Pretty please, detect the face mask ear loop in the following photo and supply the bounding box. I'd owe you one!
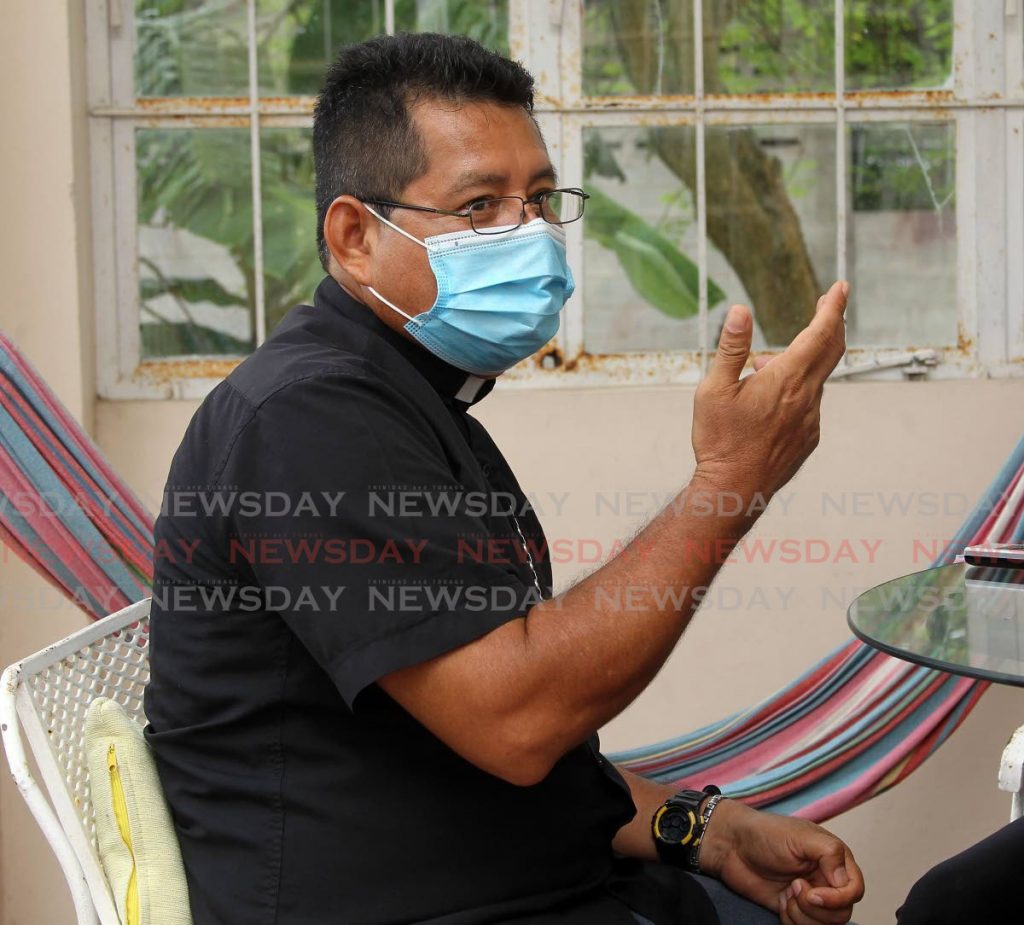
[363,203,429,250]
[363,203,431,326]
[366,285,421,325]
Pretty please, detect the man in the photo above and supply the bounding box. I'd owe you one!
[896,816,1024,923]
[144,32,863,925]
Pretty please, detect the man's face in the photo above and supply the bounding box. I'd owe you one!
[345,98,557,332]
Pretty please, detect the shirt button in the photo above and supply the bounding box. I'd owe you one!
[481,463,492,477]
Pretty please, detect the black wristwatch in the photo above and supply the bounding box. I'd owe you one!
[651,785,723,872]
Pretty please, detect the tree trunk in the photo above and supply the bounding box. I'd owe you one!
[607,0,821,344]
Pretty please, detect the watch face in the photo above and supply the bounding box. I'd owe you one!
[654,805,697,846]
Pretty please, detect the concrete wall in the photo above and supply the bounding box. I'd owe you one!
[3,5,1024,925]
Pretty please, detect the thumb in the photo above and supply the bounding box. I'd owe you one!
[708,304,752,386]
[818,845,850,889]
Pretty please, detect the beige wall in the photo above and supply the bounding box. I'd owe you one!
[0,3,95,923]
[3,4,1024,925]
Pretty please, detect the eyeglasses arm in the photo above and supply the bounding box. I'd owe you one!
[361,199,471,218]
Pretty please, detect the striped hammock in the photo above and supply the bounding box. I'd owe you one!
[2,331,1023,823]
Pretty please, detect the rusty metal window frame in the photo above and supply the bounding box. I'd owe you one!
[87,1,1024,399]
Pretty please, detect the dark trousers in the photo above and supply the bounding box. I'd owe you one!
[896,815,1024,924]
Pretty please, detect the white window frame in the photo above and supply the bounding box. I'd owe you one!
[88,0,1024,399]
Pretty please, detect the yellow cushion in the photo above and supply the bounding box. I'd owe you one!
[84,696,193,925]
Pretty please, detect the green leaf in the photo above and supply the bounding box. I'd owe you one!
[140,275,244,307]
[612,229,699,318]
[583,186,726,319]
[140,322,252,359]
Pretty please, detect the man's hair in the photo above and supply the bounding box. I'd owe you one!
[313,32,536,270]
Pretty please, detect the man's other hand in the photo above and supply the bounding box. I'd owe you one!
[691,280,849,505]
[699,799,865,924]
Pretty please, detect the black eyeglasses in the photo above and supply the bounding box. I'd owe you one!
[362,187,589,235]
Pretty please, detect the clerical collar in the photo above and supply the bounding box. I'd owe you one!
[313,275,496,407]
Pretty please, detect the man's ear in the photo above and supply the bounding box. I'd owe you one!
[323,195,375,285]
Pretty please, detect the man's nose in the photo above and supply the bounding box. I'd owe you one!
[523,199,545,222]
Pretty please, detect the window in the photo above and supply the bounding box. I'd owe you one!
[88,1,1024,398]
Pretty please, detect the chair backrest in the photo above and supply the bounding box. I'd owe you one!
[0,597,152,925]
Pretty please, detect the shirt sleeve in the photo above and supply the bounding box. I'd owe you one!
[217,371,540,711]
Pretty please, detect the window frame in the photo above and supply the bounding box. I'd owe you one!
[87,0,1024,399]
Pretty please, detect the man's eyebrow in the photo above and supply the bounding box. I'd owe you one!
[446,166,559,197]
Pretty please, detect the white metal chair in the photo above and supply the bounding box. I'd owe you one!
[1,598,152,925]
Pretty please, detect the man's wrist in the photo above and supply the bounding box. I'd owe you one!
[693,794,725,873]
[686,468,768,531]
[693,797,751,878]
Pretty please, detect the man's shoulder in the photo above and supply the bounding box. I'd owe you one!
[164,318,388,483]
[222,306,379,412]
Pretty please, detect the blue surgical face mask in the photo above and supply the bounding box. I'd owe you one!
[364,205,576,377]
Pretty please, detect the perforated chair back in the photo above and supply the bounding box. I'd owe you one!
[1,598,152,925]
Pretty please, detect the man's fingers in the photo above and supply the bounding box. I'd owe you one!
[820,848,864,903]
[781,280,849,382]
[707,304,753,387]
[846,854,865,901]
[818,849,849,890]
[815,848,847,889]
[780,881,829,925]
[784,879,852,925]
[804,845,864,910]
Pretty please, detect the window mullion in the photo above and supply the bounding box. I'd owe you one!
[693,0,708,377]
[1006,1,1024,363]
[108,1,150,390]
[89,2,118,396]
[247,0,267,347]
[560,114,584,366]
[957,0,1008,367]
[107,0,134,108]
[518,0,580,367]
[113,119,144,384]
[834,0,853,371]
[1008,107,1024,362]
[835,0,848,289]
[560,0,583,365]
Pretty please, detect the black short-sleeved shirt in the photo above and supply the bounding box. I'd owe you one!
[143,276,718,925]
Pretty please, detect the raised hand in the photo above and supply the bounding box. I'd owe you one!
[691,281,849,505]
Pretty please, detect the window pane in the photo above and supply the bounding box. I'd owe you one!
[259,0,509,96]
[135,0,249,98]
[137,128,255,357]
[582,126,702,354]
[261,128,322,333]
[583,0,694,97]
[708,1,834,95]
[706,124,837,349]
[847,122,957,347]
[258,1,388,96]
[394,0,509,53]
[846,1,954,91]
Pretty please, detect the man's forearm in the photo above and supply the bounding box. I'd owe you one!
[512,472,759,770]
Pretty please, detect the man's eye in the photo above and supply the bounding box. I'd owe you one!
[466,199,497,211]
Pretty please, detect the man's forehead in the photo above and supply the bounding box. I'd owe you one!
[408,98,552,185]
[445,166,558,197]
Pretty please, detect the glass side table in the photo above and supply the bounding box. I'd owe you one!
[848,562,1024,819]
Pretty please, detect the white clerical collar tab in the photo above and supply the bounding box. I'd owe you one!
[454,374,488,403]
